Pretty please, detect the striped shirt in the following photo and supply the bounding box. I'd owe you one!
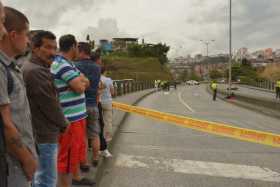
[51,55,87,122]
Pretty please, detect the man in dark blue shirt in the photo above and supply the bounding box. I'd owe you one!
[75,42,101,171]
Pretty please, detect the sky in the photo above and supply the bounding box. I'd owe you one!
[4,0,280,57]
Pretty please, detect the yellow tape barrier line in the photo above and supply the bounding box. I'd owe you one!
[112,101,280,148]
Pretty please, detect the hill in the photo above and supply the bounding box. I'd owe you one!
[102,56,173,81]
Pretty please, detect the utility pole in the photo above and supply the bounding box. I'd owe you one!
[228,0,232,97]
[200,40,215,58]
[200,40,215,80]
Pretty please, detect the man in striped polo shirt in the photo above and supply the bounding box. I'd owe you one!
[51,34,93,187]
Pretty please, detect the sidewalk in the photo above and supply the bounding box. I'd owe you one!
[238,84,275,94]
[218,84,276,101]
[73,88,156,187]
[206,85,280,120]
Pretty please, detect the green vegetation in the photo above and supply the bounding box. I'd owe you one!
[201,56,229,64]
[209,70,224,80]
[127,43,170,65]
[178,70,189,81]
[260,64,280,81]
[189,72,202,81]
[224,61,259,84]
[102,55,172,81]
[179,70,202,82]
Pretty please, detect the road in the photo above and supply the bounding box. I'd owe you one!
[219,84,277,101]
[98,85,280,187]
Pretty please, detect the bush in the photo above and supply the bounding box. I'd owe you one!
[209,70,223,80]
[127,43,170,65]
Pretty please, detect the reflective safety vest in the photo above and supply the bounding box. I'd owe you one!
[276,81,280,88]
[211,83,217,90]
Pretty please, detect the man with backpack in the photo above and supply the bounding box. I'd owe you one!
[0,6,37,187]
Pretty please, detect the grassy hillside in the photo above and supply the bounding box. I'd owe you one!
[102,56,173,81]
[259,63,280,81]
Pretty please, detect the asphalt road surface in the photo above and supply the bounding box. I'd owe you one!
[219,84,277,101]
[98,85,280,187]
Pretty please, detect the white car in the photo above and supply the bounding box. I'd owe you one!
[186,80,199,85]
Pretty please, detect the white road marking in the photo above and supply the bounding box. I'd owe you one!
[115,154,280,183]
[178,92,195,113]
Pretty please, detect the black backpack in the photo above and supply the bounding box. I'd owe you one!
[0,60,14,187]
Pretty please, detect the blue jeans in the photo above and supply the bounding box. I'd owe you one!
[33,144,58,187]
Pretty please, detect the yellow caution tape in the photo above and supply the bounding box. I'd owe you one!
[112,101,280,148]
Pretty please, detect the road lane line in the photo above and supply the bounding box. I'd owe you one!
[115,154,280,183]
[178,92,195,113]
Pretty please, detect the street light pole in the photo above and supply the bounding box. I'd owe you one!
[206,42,209,58]
[200,40,215,58]
[228,0,232,97]
[200,40,215,80]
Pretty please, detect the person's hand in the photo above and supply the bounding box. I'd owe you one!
[22,151,38,181]
[60,126,67,133]
[80,73,90,88]
[60,118,70,133]
[80,73,86,79]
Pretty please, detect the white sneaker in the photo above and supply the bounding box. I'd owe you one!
[100,149,113,158]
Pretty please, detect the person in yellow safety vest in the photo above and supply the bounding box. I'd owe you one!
[211,81,218,101]
[276,80,280,100]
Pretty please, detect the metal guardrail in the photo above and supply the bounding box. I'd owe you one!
[113,80,155,97]
[247,80,276,91]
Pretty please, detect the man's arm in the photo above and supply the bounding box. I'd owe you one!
[25,70,68,131]
[0,105,37,181]
[108,79,115,97]
[57,64,89,94]
[80,73,90,88]
[110,85,115,97]
[68,74,89,93]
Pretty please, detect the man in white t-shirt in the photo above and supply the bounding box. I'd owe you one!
[100,67,114,144]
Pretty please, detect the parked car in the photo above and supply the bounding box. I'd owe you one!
[219,79,226,83]
[186,80,200,85]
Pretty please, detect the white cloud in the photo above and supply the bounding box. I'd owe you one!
[3,0,280,57]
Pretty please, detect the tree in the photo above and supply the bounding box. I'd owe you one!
[179,69,190,81]
[241,58,251,66]
[127,43,170,65]
[224,62,258,83]
[189,71,202,81]
[209,70,223,80]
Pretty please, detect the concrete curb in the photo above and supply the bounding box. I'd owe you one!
[206,86,280,120]
[95,89,157,186]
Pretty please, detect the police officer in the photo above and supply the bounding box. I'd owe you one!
[276,79,280,100]
[211,81,218,101]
